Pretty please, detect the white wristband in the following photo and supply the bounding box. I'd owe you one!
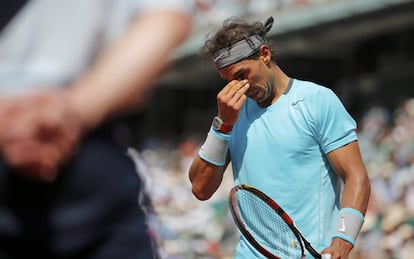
[198,127,230,166]
[332,208,364,247]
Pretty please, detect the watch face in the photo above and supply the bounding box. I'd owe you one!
[213,116,222,130]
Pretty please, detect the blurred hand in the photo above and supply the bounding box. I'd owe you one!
[0,91,84,182]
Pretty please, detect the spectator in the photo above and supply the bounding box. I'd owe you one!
[0,0,193,258]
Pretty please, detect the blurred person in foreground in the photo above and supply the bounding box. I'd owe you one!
[188,17,370,259]
[0,0,193,258]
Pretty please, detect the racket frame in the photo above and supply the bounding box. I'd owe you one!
[229,184,322,259]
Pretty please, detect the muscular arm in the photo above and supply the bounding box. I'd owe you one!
[189,155,230,201]
[325,140,371,256]
[68,9,192,131]
[189,80,250,201]
[328,141,370,213]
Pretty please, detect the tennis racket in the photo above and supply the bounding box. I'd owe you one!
[229,184,331,259]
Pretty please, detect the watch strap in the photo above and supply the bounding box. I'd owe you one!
[219,123,233,134]
[213,116,233,134]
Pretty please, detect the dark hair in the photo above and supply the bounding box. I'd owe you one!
[200,17,278,63]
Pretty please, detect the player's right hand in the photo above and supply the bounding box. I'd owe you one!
[216,79,249,126]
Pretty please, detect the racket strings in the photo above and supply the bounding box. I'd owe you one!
[236,190,303,258]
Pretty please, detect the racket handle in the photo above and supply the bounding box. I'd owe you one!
[321,254,332,259]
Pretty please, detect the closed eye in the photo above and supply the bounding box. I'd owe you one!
[234,69,248,81]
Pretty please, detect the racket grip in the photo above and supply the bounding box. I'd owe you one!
[321,254,332,259]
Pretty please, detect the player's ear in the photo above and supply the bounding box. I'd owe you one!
[259,45,271,64]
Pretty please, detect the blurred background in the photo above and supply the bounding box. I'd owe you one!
[124,0,414,258]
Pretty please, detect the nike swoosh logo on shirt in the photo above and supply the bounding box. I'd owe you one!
[291,99,304,106]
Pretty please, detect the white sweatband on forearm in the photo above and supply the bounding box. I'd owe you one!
[332,208,364,247]
[198,127,230,166]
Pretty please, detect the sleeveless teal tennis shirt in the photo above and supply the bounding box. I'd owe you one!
[229,78,357,258]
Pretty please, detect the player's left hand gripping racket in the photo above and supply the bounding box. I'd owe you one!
[229,184,331,259]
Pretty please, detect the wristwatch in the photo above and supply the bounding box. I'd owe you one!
[212,116,233,134]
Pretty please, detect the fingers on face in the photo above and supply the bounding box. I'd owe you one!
[219,79,249,103]
[229,94,247,110]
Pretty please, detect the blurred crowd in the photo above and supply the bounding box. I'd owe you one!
[194,0,341,29]
[355,98,414,259]
[128,140,236,259]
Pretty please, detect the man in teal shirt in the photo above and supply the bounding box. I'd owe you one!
[189,17,370,259]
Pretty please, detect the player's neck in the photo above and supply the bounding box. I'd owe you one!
[270,65,290,104]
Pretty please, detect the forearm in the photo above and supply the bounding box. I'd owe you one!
[189,156,228,201]
[340,171,371,215]
[331,171,370,250]
[67,10,191,131]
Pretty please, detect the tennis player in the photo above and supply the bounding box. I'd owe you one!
[188,17,371,259]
